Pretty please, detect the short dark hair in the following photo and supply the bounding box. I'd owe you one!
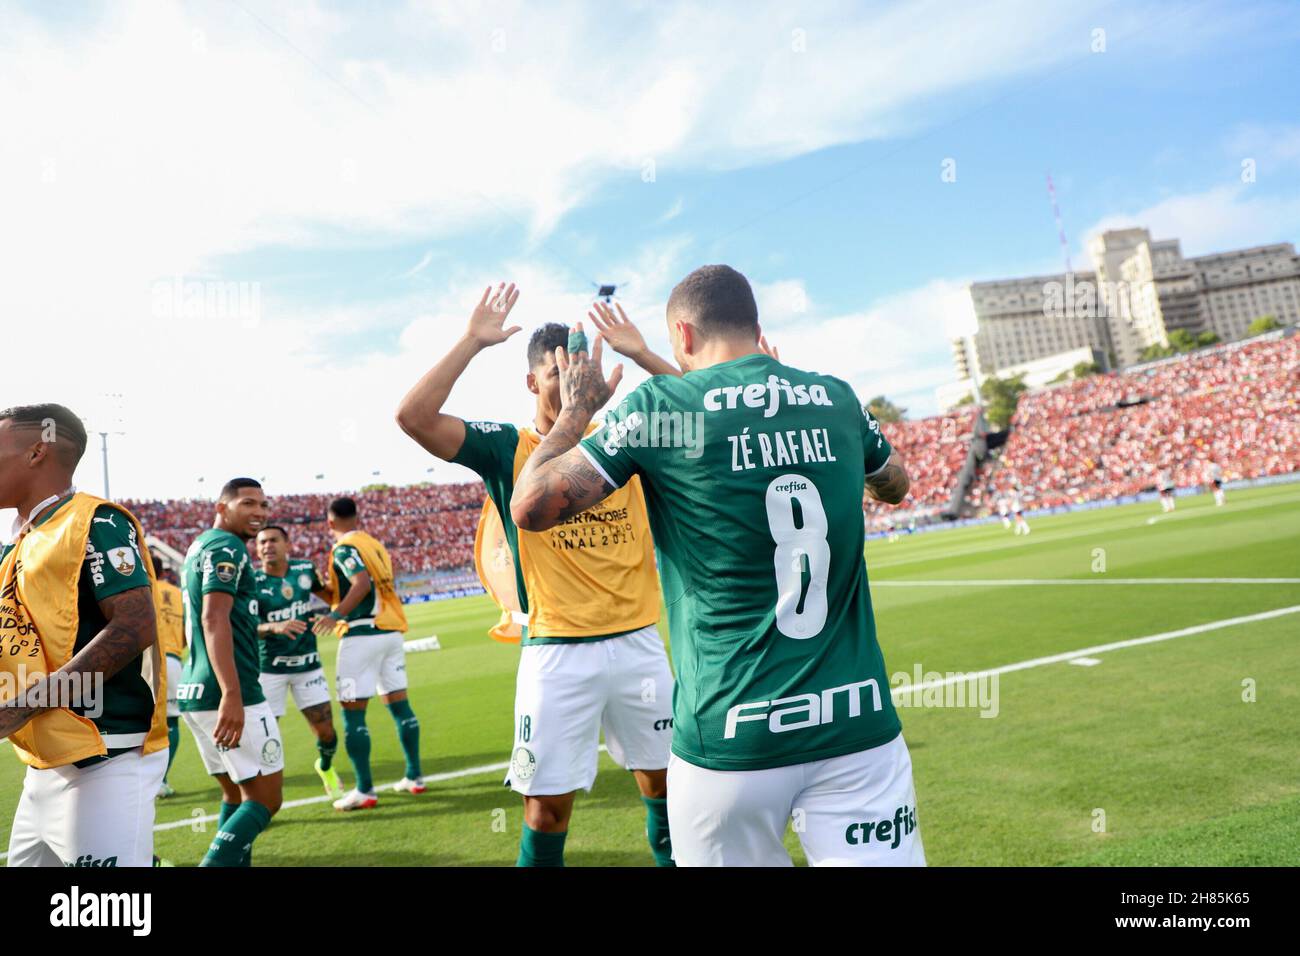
[667,264,758,340]
[259,525,289,541]
[219,478,262,502]
[0,403,88,468]
[328,497,358,520]
[527,323,569,369]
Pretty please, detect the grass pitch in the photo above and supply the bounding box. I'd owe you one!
[3,482,1298,866]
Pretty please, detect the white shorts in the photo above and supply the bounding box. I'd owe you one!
[667,733,925,867]
[335,631,407,702]
[182,700,285,783]
[7,747,168,867]
[259,668,331,718]
[507,625,674,796]
[166,655,182,719]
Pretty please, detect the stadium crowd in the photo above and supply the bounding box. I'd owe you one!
[126,482,486,577]
[126,335,1299,564]
[864,407,976,530]
[975,335,1300,511]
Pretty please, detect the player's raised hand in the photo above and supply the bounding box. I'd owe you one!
[465,282,522,347]
[555,321,623,418]
[759,334,780,361]
[588,301,648,360]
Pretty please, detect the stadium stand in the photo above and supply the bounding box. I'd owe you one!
[864,406,977,530]
[125,334,1299,568]
[125,482,485,580]
[973,334,1300,511]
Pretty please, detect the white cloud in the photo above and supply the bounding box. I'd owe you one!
[1083,183,1300,259]
[756,278,971,414]
[0,0,1195,498]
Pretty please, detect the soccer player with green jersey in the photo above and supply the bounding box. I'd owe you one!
[396,285,681,867]
[311,497,424,811]
[179,478,284,867]
[512,265,924,866]
[1,404,169,868]
[254,525,344,799]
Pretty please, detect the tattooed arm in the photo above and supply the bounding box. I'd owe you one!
[865,450,911,505]
[0,585,156,739]
[512,325,623,532]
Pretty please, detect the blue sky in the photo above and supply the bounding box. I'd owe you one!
[2,0,1298,500]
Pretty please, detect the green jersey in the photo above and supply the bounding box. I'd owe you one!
[580,353,899,771]
[254,559,325,673]
[179,528,265,711]
[330,543,381,636]
[1,497,157,762]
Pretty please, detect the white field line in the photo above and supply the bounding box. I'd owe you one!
[4,606,1297,860]
[889,604,1300,700]
[867,492,1291,572]
[874,578,1300,587]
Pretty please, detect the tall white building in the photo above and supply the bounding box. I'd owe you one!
[962,229,1300,375]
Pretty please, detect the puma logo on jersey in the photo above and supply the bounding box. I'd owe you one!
[723,677,882,739]
[92,514,117,527]
[704,374,833,418]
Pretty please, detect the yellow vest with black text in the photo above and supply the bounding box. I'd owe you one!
[326,530,408,635]
[475,426,661,641]
[0,494,169,769]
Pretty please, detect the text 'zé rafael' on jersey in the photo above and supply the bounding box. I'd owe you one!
[579,353,899,772]
[179,528,265,711]
[255,559,325,673]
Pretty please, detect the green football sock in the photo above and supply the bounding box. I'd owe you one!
[342,708,373,794]
[386,699,422,779]
[217,801,238,829]
[164,717,179,781]
[200,800,271,868]
[642,796,674,867]
[317,733,337,773]
[517,825,567,867]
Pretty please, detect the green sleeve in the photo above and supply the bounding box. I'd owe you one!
[861,406,894,477]
[311,565,325,592]
[451,421,520,482]
[332,544,366,586]
[579,383,656,489]
[200,535,247,596]
[85,505,151,601]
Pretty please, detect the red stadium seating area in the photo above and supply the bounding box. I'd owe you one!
[127,482,486,578]
[128,336,1299,568]
[864,407,976,529]
[975,335,1300,511]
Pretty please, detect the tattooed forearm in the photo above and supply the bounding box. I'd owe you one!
[64,586,157,684]
[512,410,614,531]
[0,586,156,738]
[865,452,911,505]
